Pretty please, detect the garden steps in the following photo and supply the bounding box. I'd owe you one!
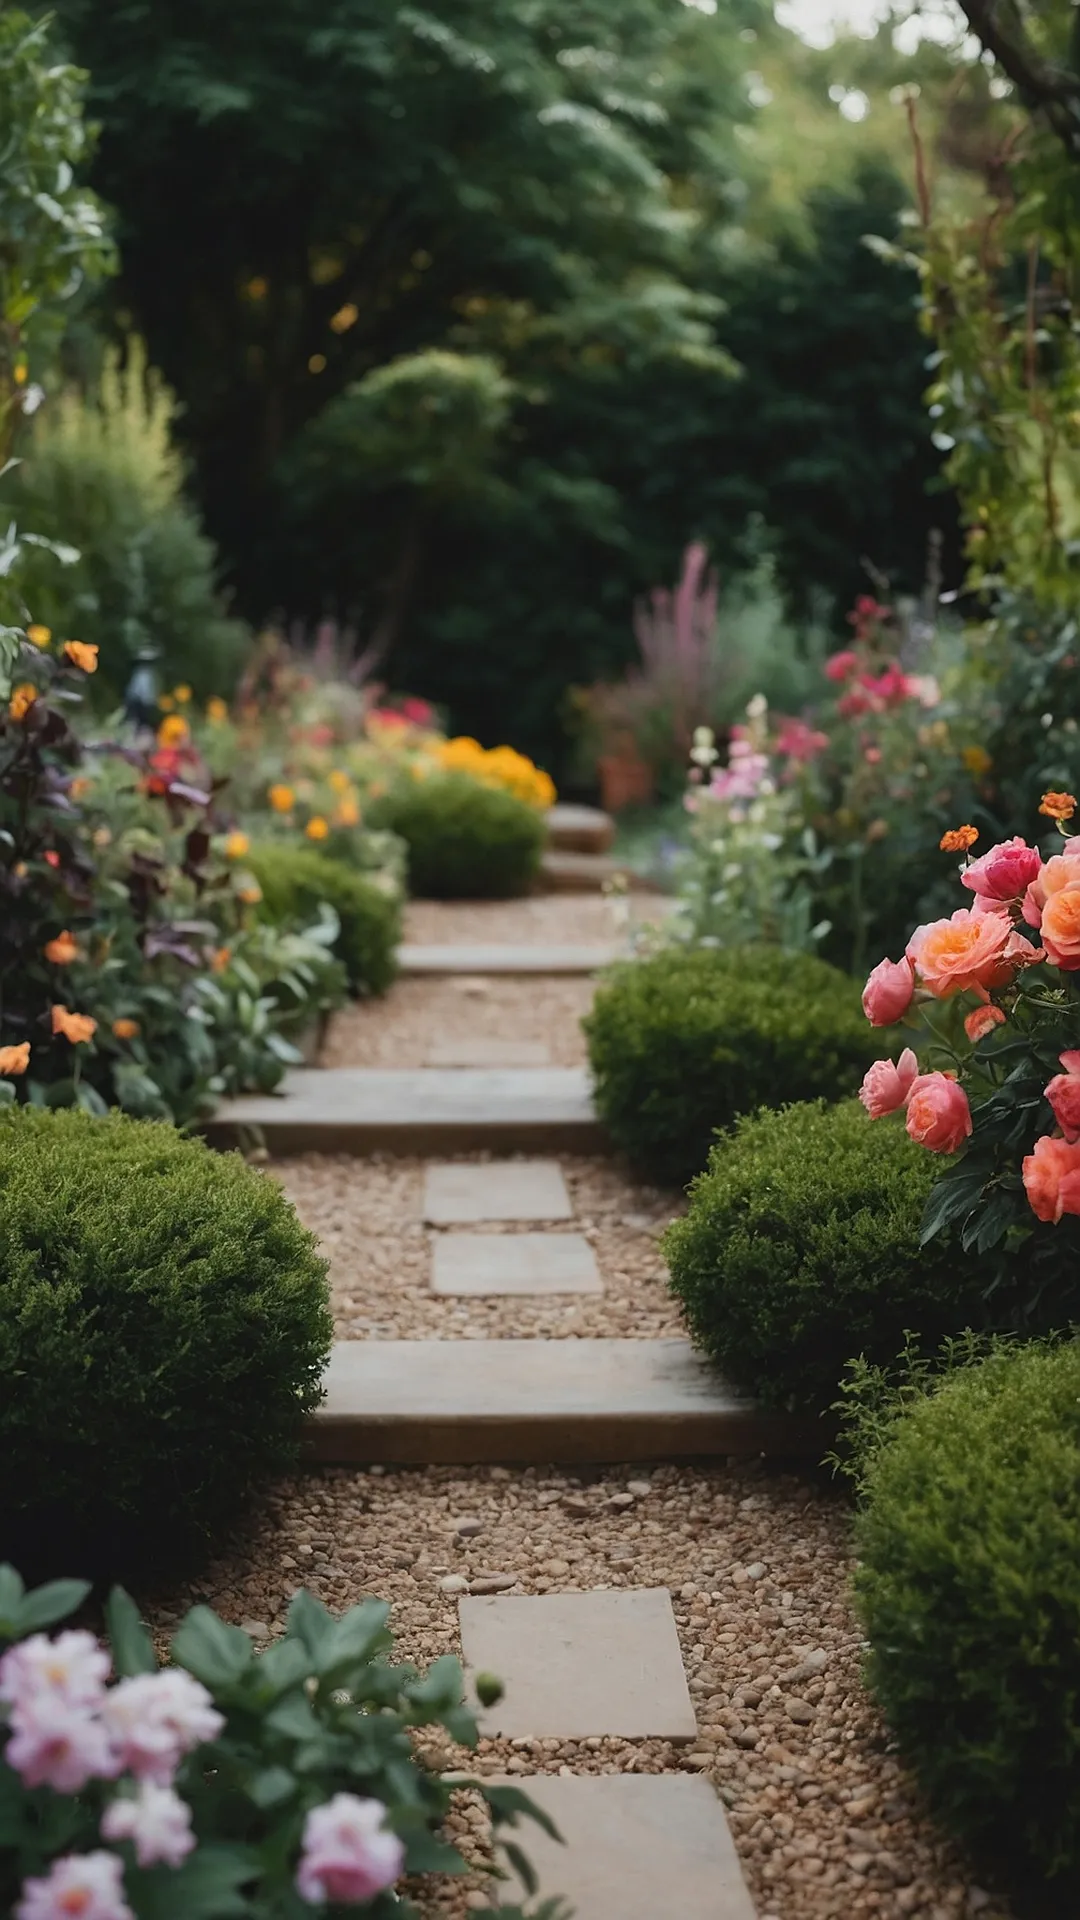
[398,941,620,975]
[540,849,663,893]
[545,802,616,854]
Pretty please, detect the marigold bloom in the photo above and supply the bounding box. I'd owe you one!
[156,713,189,748]
[905,1072,972,1154]
[173,683,192,703]
[9,683,37,721]
[111,1018,139,1040]
[268,783,295,812]
[964,1004,1006,1044]
[1023,1132,1080,1222]
[63,641,98,673]
[328,769,351,794]
[1040,789,1077,823]
[224,831,250,859]
[335,797,361,826]
[210,946,231,972]
[0,1043,30,1076]
[25,624,50,649]
[205,695,229,723]
[51,1006,97,1044]
[305,815,330,840]
[939,824,979,853]
[907,907,1013,999]
[43,930,79,965]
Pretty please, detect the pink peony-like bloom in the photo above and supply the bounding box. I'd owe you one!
[961,836,1042,904]
[1044,1052,1080,1144]
[101,1783,195,1869]
[964,1003,1006,1044]
[824,649,858,683]
[859,1048,919,1119]
[15,1853,132,1920]
[907,907,1013,999]
[905,1073,973,1154]
[5,1695,118,1794]
[296,1794,404,1907]
[0,1632,110,1712]
[102,1670,223,1785]
[1023,1132,1080,1222]
[861,955,915,1026]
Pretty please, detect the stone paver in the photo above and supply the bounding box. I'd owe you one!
[398,943,620,975]
[460,1588,697,1739]
[545,802,616,854]
[424,1037,552,1068]
[431,1231,601,1297]
[423,1161,572,1224]
[495,1774,757,1920]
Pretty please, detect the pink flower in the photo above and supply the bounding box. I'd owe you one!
[0,1632,110,1711]
[859,1049,919,1119]
[1023,1132,1080,1222]
[905,1073,973,1154]
[400,696,435,727]
[102,1670,223,1785]
[15,1854,133,1920]
[907,907,1013,999]
[5,1695,118,1793]
[862,666,915,707]
[775,717,828,762]
[1022,851,1080,928]
[861,955,915,1026]
[296,1795,404,1906]
[102,1783,195,1869]
[964,1004,1006,1044]
[961,836,1043,904]
[824,649,858,682]
[1044,1052,1080,1144]
[837,686,871,718]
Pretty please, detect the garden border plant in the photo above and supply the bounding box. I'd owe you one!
[367,770,545,900]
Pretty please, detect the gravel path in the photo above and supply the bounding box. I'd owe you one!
[402,895,663,946]
[272,1153,683,1340]
[147,1462,1008,1920]
[321,976,595,1068]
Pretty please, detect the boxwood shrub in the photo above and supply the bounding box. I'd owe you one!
[0,1107,332,1575]
[855,1340,1080,1895]
[584,945,876,1186]
[664,1099,969,1411]
[368,772,544,898]
[246,843,400,994]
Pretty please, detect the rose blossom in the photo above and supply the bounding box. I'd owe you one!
[101,1782,195,1869]
[905,1073,973,1154]
[907,907,1013,998]
[0,1631,110,1711]
[859,1048,919,1119]
[296,1794,404,1906]
[1023,1132,1080,1222]
[15,1853,133,1920]
[5,1694,118,1793]
[824,649,857,682]
[1022,851,1080,928]
[102,1670,223,1785]
[862,955,915,1026]
[1044,1051,1080,1143]
[1039,886,1080,969]
[961,836,1043,904]
[965,1004,1006,1044]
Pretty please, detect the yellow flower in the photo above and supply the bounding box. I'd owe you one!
[328,769,351,794]
[157,713,189,747]
[329,302,359,334]
[44,930,80,964]
[206,696,229,723]
[13,362,27,387]
[111,1017,140,1040]
[92,826,112,849]
[173,683,192,703]
[63,642,99,674]
[962,745,992,778]
[224,831,250,859]
[305,815,330,840]
[0,1042,30,1076]
[8,684,37,721]
[335,797,361,826]
[26,624,51,649]
[268,784,295,813]
[51,1005,97,1044]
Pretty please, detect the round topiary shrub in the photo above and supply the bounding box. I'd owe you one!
[855,1340,1080,1894]
[246,843,400,994]
[369,772,544,898]
[664,1099,971,1410]
[584,944,876,1185]
[0,1106,332,1575]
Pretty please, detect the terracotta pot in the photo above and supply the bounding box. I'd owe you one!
[597,750,654,812]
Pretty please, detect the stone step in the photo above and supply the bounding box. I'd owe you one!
[305,1338,822,1464]
[398,942,621,975]
[205,1067,604,1155]
[545,801,616,854]
[540,850,663,894]
[423,1160,573,1224]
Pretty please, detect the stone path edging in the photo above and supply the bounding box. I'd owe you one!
[398,942,622,975]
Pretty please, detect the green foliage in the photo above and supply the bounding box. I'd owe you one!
[246,842,401,993]
[583,945,875,1186]
[0,1106,332,1575]
[854,1338,1080,1894]
[369,772,545,899]
[664,1101,971,1411]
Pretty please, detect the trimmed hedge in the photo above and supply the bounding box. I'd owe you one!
[584,945,876,1185]
[246,843,400,994]
[368,772,544,898]
[0,1106,332,1575]
[855,1340,1080,1893]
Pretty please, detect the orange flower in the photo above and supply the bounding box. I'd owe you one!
[173,683,192,704]
[224,831,250,859]
[328,770,351,794]
[9,684,37,721]
[1041,889,1080,970]
[305,815,330,841]
[210,946,231,972]
[43,930,79,965]
[157,713,189,748]
[1023,1132,1080,1222]
[111,1017,140,1040]
[70,777,91,800]
[1040,790,1077,824]
[237,883,262,905]
[51,1006,97,1044]
[0,1042,30,1076]
[268,783,295,813]
[939,824,979,853]
[63,641,98,674]
[335,798,361,827]
[965,1003,1006,1044]
[907,907,1013,999]
[25,624,51,649]
[206,696,229,723]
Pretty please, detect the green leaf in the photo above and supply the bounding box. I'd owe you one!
[0,1564,26,1639]
[245,1765,296,1810]
[264,1692,320,1741]
[285,1588,334,1660]
[920,1164,989,1244]
[403,1650,463,1710]
[316,1598,391,1680]
[106,1587,159,1676]
[254,1636,311,1697]
[401,1829,468,1874]
[483,1783,563,1842]
[128,1841,256,1919]
[500,1837,540,1897]
[172,1606,253,1689]
[17,1577,92,1635]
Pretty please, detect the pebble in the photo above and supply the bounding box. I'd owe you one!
[239,1620,269,1639]
[469,1574,517,1595]
[627,1479,652,1498]
[438,1574,469,1596]
[607,1492,635,1511]
[786,1699,816,1725]
[453,1518,484,1538]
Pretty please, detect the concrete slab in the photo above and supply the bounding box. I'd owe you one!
[305,1338,824,1464]
[423,1161,572,1224]
[399,943,619,976]
[492,1774,757,1920]
[424,1038,552,1068]
[205,1067,605,1155]
[460,1588,696,1740]
[432,1231,601,1296]
[546,803,616,854]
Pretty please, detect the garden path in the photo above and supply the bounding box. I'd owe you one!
[160,892,1012,1920]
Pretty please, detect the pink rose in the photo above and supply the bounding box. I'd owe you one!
[824,649,858,682]
[102,1670,223,1785]
[862,955,915,1026]
[15,1853,132,1920]
[905,1073,973,1154]
[0,1631,109,1712]
[1022,851,1080,928]
[5,1696,118,1794]
[1044,1052,1080,1143]
[1023,1132,1080,1222]
[961,836,1042,904]
[296,1795,404,1906]
[907,908,1013,998]
[859,1048,919,1119]
[101,1783,195,1869]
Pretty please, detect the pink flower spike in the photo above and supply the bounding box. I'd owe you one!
[296,1794,405,1906]
[0,1631,110,1711]
[15,1853,133,1920]
[862,955,915,1026]
[102,1782,195,1869]
[5,1696,119,1793]
[905,1073,973,1154]
[859,1049,919,1119]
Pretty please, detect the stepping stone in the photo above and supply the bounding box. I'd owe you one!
[306,1338,823,1464]
[424,1038,552,1068]
[491,1774,757,1920]
[541,850,663,894]
[546,802,616,854]
[459,1588,696,1739]
[205,1067,604,1155]
[432,1231,601,1296]
[399,943,620,975]
[423,1160,572,1224]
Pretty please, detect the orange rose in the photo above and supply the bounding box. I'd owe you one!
[8,684,37,721]
[1023,1132,1080,1222]
[1040,888,1080,969]
[111,1017,140,1040]
[63,641,98,673]
[51,1006,97,1044]
[43,930,79,964]
[907,908,1013,999]
[0,1042,30,1076]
